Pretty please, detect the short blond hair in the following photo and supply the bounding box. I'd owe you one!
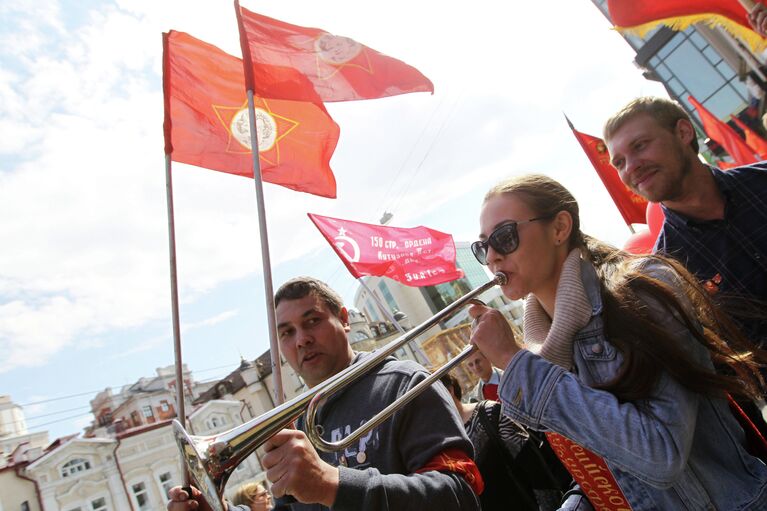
[231,481,267,506]
[603,96,698,152]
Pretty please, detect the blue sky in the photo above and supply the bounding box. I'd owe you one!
[0,0,666,440]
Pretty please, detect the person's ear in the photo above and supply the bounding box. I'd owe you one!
[552,210,573,246]
[339,307,351,332]
[675,118,696,149]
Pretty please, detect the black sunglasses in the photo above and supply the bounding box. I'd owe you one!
[471,216,553,265]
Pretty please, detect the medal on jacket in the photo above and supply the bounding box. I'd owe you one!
[703,273,722,295]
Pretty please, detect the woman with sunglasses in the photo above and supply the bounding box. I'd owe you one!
[468,174,767,510]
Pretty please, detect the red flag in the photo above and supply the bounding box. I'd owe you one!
[730,115,767,159]
[566,118,647,226]
[308,213,464,286]
[234,3,434,102]
[607,0,765,51]
[688,95,758,166]
[718,160,742,169]
[162,30,339,198]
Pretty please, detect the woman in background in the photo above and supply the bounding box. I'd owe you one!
[231,481,273,511]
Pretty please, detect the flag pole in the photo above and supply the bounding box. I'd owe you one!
[357,277,430,365]
[162,32,189,485]
[235,0,285,405]
[165,155,187,430]
[245,89,285,405]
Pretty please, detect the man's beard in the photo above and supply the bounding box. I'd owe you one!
[657,147,693,203]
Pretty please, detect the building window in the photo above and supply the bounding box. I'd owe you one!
[61,458,92,478]
[132,482,150,510]
[91,497,107,511]
[377,282,399,312]
[160,401,170,412]
[142,405,154,418]
[158,472,174,498]
[21,502,30,511]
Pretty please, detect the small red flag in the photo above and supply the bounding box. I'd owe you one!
[163,30,339,198]
[607,0,765,51]
[234,3,434,102]
[566,118,647,226]
[308,213,464,286]
[730,115,767,159]
[688,95,758,166]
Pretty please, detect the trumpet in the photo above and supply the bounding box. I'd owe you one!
[172,272,507,511]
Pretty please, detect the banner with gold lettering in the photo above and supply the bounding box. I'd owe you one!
[308,213,464,286]
[546,432,632,511]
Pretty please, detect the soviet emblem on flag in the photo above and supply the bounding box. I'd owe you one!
[314,33,363,65]
[333,227,361,262]
[231,107,278,151]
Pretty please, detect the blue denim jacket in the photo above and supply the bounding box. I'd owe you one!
[498,259,767,510]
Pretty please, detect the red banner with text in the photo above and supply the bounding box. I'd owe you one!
[309,213,464,286]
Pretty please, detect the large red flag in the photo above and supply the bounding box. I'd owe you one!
[730,115,767,159]
[607,0,765,51]
[688,95,759,166]
[566,118,647,226]
[234,3,434,102]
[163,30,339,198]
[308,213,464,286]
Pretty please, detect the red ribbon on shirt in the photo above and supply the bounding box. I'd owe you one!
[546,432,632,510]
[416,447,485,496]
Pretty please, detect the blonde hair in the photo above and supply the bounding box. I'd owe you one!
[231,481,267,506]
[603,96,699,152]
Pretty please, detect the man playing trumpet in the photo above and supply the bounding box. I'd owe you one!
[168,277,482,511]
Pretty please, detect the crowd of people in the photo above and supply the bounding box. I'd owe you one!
[167,95,767,510]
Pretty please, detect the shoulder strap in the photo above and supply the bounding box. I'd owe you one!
[476,402,539,509]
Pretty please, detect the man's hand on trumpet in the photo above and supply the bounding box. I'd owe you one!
[166,486,219,511]
[468,302,521,370]
[262,428,340,506]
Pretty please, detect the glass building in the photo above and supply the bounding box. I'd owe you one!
[590,0,765,160]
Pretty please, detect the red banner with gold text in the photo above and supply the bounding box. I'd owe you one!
[546,432,632,511]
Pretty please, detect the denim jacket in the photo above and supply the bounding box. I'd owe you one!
[498,259,767,510]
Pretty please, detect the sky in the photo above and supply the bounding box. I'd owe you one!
[0,0,667,441]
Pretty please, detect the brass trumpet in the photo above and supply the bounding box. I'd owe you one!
[172,272,507,511]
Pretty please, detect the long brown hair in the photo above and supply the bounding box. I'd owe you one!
[486,174,765,401]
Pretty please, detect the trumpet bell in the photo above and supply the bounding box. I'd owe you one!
[173,420,226,511]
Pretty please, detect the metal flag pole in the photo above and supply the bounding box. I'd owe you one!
[245,89,285,405]
[234,0,285,405]
[165,154,188,483]
[162,32,189,485]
